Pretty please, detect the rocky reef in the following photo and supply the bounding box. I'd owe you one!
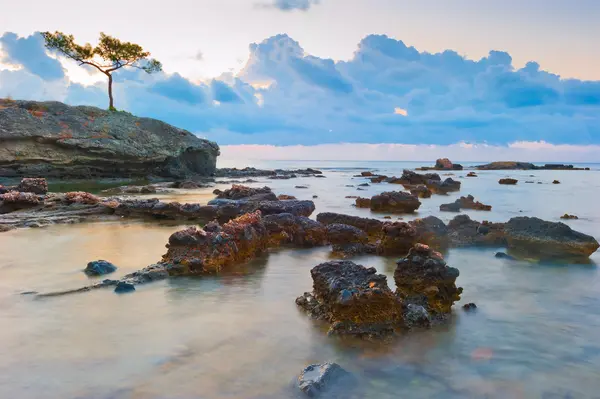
[295,243,462,337]
[477,161,587,171]
[0,99,219,178]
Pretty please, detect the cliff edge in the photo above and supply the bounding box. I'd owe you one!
[0,99,219,178]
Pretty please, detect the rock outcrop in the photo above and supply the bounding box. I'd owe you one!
[394,244,462,315]
[295,260,403,337]
[296,363,352,397]
[503,217,599,259]
[0,99,219,178]
[356,191,421,213]
[440,195,492,212]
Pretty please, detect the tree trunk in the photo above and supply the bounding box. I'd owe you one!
[107,73,114,110]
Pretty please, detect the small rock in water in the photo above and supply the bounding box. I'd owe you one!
[495,252,516,260]
[462,303,477,311]
[358,183,370,187]
[84,260,118,276]
[312,195,318,198]
[297,362,350,397]
[383,216,391,219]
[296,185,309,189]
[560,214,579,220]
[499,178,518,185]
[404,303,431,328]
[552,180,561,184]
[114,281,135,294]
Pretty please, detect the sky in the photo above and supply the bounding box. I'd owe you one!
[1,0,599,161]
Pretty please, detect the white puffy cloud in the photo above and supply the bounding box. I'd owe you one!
[1,31,600,149]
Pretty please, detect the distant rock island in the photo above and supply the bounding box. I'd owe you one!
[0,99,219,178]
[476,161,588,171]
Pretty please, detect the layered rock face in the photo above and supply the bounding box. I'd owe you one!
[0,99,219,178]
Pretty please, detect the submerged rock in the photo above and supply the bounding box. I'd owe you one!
[495,252,516,260]
[466,172,478,177]
[499,178,518,185]
[462,303,477,311]
[404,303,431,328]
[297,362,351,397]
[114,281,135,294]
[394,244,462,315]
[0,99,219,178]
[84,260,117,276]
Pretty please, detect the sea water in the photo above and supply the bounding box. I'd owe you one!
[1,161,599,398]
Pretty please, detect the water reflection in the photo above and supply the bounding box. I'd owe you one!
[1,162,600,398]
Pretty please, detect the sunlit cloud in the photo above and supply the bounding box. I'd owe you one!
[394,107,408,116]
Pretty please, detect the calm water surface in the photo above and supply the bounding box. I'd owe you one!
[1,161,600,398]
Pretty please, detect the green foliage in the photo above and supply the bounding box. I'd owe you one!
[41,31,162,75]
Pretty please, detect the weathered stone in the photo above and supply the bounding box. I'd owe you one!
[394,244,462,315]
[114,281,135,294]
[447,215,505,247]
[277,194,297,200]
[503,217,599,259]
[17,178,48,194]
[499,178,518,185]
[316,212,384,236]
[403,303,431,328]
[466,172,477,177]
[440,195,491,212]
[216,185,277,201]
[0,99,219,178]
[84,260,117,276]
[263,213,326,247]
[0,191,41,213]
[297,362,351,397]
[296,260,403,337]
[161,211,269,274]
[409,185,432,198]
[552,180,561,184]
[369,191,421,213]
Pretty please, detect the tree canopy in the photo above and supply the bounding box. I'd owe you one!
[41,31,162,110]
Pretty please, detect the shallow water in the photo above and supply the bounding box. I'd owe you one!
[1,161,600,398]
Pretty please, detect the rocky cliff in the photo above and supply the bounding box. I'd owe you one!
[0,99,219,178]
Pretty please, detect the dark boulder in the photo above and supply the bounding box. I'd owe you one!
[560,214,579,220]
[297,362,351,397]
[84,260,117,276]
[495,252,516,260]
[215,185,277,201]
[114,281,135,293]
[499,178,518,185]
[503,217,599,259]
